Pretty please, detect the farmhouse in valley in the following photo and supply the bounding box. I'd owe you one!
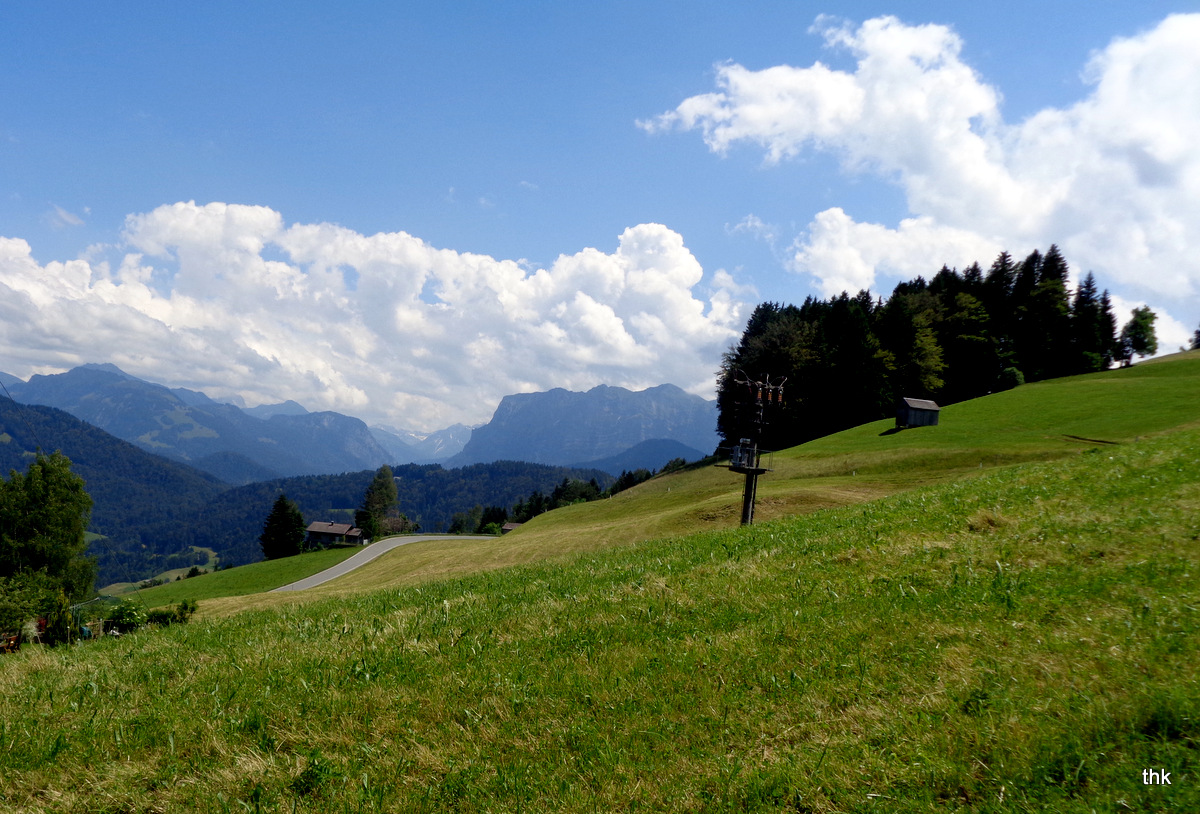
[305,521,365,548]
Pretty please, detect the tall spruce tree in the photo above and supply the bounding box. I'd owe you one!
[1026,245,1073,380]
[1070,272,1113,372]
[356,465,398,542]
[983,251,1017,368]
[820,293,892,436]
[1100,291,1120,367]
[940,292,998,401]
[1010,249,1042,379]
[717,301,821,451]
[259,493,306,559]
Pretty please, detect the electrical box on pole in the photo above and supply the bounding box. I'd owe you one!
[719,372,785,525]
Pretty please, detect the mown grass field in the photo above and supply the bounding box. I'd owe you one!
[1,358,1197,811]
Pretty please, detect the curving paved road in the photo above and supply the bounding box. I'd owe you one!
[271,535,493,592]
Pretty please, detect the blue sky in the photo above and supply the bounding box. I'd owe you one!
[2,2,1198,430]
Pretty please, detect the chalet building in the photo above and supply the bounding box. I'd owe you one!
[305,521,366,548]
[500,522,523,534]
[896,397,941,429]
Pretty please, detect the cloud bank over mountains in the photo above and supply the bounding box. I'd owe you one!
[644,14,1200,311]
[4,13,1197,431]
[0,203,743,430]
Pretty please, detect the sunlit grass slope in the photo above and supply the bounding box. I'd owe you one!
[2,423,1196,811]
[503,352,1200,556]
[193,353,1200,615]
[120,546,362,608]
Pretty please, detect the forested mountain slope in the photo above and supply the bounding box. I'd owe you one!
[0,397,227,581]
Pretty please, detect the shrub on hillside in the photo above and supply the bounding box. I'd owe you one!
[145,608,176,626]
[41,591,74,647]
[146,599,198,627]
[106,599,146,634]
[998,367,1025,391]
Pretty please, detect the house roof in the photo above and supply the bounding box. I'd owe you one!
[900,398,940,411]
[306,521,355,535]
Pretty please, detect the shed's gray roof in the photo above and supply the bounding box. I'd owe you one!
[900,398,940,411]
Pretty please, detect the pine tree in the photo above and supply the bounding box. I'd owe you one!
[1070,272,1111,372]
[356,465,398,542]
[1192,323,1200,351]
[820,293,893,435]
[259,493,306,559]
[1009,249,1042,380]
[1027,245,1073,379]
[940,292,999,401]
[983,252,1016,302]
[983,251,1017,367]
[1100,291,1120,367]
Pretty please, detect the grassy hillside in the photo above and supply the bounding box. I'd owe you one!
[137,354,1200,619]
[238,352,1198,600]
[503,353,1200,552]
[1,420,1196,811]
[107,546,364,609]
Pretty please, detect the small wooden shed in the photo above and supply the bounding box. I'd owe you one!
[896,397,940,429]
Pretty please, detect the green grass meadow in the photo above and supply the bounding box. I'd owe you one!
[115,546,363,610]
[2,416,1197,810]
[500,352,1200,560]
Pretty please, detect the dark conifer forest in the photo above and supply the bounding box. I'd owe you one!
[718,246,1126,451]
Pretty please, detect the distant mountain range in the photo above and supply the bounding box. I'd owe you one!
[573,438,708,475]
[369,423,474,465]
[3,365,394,483]
[0,396,614,583]
[449,384,718,472]
[0,366,717,480]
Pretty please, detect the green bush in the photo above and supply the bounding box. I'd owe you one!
[106,599,146,633]
[145,608,176,626]
[175,598,197,622]
[41,591,74,647]
[145,599,198,627]
[997,366,1025,390]
[0,576,44,636]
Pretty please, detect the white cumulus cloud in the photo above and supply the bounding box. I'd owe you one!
[0,202,744,430]
[646,13,1200,321]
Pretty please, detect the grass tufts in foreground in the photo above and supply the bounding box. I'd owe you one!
[1,428,1197,812]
